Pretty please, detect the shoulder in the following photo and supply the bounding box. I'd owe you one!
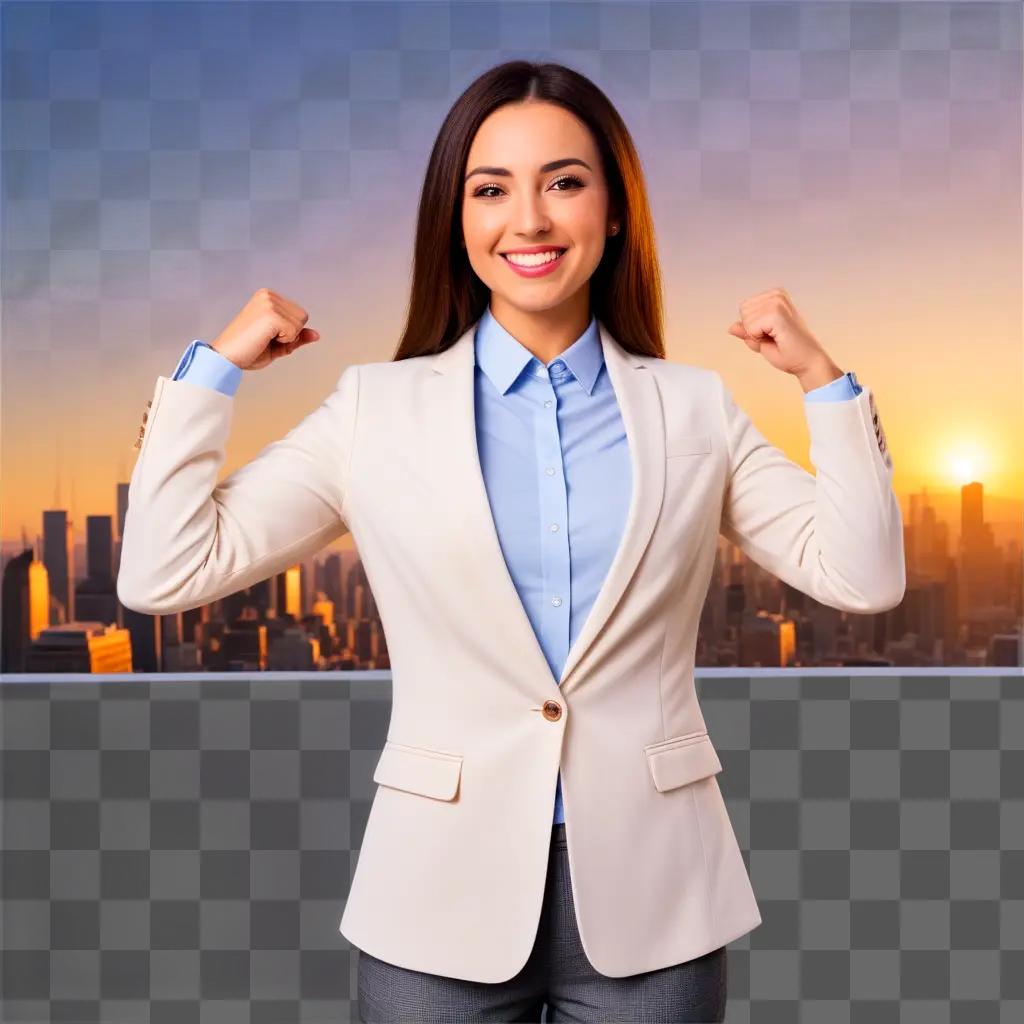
[336,354,441,412]
[340,355,429,387]
[643,354,721,392]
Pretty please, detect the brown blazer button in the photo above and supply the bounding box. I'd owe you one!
[542,700,562,722]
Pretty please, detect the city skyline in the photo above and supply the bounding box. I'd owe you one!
[4,384,1022,553]
[2,464,1020,672]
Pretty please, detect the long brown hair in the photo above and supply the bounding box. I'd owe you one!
[391,60,665,362]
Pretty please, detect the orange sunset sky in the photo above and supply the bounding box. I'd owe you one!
[4,189,1020,553]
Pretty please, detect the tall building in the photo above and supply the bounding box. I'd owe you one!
[1,547,50,672]
[86,514,115,583]
[42,509,74,624]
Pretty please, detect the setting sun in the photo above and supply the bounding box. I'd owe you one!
[949,452,984,486]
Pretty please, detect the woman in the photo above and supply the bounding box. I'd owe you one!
[120,61,904,1023]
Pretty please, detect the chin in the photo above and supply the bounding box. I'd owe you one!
[495,292,568,314]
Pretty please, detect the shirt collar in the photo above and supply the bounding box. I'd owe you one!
[474,304,603,396]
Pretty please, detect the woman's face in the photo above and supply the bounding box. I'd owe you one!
[461,100,614,320]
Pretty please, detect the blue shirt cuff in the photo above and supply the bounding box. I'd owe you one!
[804,369,861,402]
[171,339,242,397]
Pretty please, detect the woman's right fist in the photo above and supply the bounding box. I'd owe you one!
[210,288,320,371]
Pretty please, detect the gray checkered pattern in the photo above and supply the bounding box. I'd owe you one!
[2,1,1019,382]
[2,669,1021,1022]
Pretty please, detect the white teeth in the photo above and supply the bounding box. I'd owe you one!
[503,250,564,267]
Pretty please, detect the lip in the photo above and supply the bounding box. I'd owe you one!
[500,248,567,278]
[500,245,567,255]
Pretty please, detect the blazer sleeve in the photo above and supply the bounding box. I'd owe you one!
[117,364,359,615]
[716,373,905,614]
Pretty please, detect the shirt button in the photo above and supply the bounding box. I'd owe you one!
[551,596,562,607]
[551,361,564,371]
[545,467,555,476]
[544,400,553,408]
[549,523,559,532]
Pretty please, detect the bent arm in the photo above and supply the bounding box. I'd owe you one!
[716,373,905,613]
[117,365,359,615]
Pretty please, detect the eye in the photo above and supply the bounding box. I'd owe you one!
[471,174,586,199]
[550,174,585,191]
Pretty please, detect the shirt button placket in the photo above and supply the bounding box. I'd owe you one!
[539,362,571,661]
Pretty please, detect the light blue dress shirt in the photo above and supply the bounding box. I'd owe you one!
[171,339,243,396]
[172,311,860,824]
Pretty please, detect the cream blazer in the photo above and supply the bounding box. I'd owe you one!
[118,317,905,983]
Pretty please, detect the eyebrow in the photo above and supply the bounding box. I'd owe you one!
[464,157,593,183]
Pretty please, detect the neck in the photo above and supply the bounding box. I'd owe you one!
[488,291,591,365]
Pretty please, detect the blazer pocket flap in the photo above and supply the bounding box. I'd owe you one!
[373,741,463,801]
[666,432,712,457]
[644,731,722,792]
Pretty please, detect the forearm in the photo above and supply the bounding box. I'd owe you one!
[718,373,906,613]
[118,369,356,615]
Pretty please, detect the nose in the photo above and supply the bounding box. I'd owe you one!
[509,191,552,238]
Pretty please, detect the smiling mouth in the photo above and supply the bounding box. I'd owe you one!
[499,247,567,256]
[499,248,567,265]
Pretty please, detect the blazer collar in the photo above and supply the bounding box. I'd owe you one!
[426,317,665,698]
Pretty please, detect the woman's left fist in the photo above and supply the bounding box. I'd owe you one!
[727,287,834,381]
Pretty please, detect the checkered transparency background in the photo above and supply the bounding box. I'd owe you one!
[3,670,1023,1023]
[3,1,1022,1022]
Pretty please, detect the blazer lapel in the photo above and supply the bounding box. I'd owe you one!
[425,318,666,699]
[559,323,665,694]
